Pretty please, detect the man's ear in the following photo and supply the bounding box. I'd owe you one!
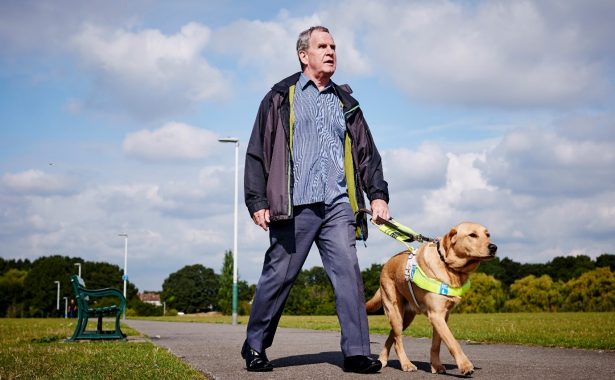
[299,50,308,65]
[442,228,457,251]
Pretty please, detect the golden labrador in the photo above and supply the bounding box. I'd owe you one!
[366,222,497,375]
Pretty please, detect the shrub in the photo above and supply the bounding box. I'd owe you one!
[561,267,615,311]
[456,273,506,313]
[504,275,563,312]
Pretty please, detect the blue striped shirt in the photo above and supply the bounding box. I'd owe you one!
[292,73,348,206]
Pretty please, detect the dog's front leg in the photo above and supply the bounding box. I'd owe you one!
[427,312,474,376]
[430,327,446,374]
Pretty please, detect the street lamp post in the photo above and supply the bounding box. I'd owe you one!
[53,280,60,312]
[118,233,128,320]
[218,137,239,326]
[64,297,68,319]
[74,262,82,278]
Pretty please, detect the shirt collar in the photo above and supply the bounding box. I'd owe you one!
[298,72,334,92]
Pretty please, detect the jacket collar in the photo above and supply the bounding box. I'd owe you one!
[271,72,359,114]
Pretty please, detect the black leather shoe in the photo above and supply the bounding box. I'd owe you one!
[241,340,273,372]
[343,355,382,374]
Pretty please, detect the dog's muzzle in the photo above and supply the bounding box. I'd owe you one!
[488,243,498,256]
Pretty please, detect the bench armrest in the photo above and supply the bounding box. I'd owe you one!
[78,287,127,306]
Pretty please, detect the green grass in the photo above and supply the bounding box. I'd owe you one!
[148,312,615,350]
[0,318,207,380]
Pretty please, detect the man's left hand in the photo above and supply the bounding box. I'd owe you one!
[370,199,390,224]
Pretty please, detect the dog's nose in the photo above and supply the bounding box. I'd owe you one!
[488,243,497,256]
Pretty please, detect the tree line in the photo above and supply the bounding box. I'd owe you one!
[0,255,139,317]
[1,252,613,317]
[462,254,615,313]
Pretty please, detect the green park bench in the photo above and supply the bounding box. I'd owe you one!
[67,274,127,341]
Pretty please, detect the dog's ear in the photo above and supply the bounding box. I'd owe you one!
[442,228,457,251]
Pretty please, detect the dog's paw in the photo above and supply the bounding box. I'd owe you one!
[401,362,417,372]
[459,362,474,376]
[431,364,446,374]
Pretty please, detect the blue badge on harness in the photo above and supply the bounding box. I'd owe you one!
[410,264,417,280]
[439,283,449,295]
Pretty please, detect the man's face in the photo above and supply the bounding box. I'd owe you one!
[300,30,336,78]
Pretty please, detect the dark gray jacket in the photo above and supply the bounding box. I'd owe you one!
[244,72,389,240]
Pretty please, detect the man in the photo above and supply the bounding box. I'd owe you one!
[243,26,389,374]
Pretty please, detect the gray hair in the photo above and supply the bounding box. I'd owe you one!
[296,26,330,71]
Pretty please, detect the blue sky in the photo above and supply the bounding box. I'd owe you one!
[1,0,614,292]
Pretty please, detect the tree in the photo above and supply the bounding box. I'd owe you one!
[456,273,506,313]
[24,256,80,317]
[22,255,137,317]
[0,258,32,275]
[218,250,253,316]
[237,281,254,316]
[218,250,233,315]
[546,255,594,282]
[504,275,563,312]
[477,257,542,286]
[84,261,138,301]
[0,269,28,317]
[561,267,615,312]
[286,266,336,315]
[596,254,615,271]
[362,263,383,301]
[161,264,219,313]
[476,257,507,282]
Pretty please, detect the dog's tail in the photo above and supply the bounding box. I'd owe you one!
[365,288,383,313]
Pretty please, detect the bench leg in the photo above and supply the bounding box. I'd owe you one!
[97,316,103,333]
[69,314,84,341]
[115,312,126,338]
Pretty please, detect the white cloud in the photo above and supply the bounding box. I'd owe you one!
[1,170,79,196]
[481,117,615,196]
[353,0,612,107]
[210,10,371,86]
[0,1,144,54]
[71,22,231,119]
[123,122,219,162]
[421,152,495,225]
[383,142,448,192]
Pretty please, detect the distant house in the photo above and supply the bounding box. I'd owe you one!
[138,292,162,306]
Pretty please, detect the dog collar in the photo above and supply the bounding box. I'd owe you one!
[405,253,471,297]
[436,239,447,263]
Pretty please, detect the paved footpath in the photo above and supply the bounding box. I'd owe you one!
[126,319,615,380]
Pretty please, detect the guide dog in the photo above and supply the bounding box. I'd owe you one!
[366,222,497,375]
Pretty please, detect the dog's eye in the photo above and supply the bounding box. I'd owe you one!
[469,233,478,238]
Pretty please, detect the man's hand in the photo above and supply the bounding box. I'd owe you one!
[370,199,390,224]
[252,209,270,231]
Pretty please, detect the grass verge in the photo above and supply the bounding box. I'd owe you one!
[147,312,615,350]
[0,318,207,380]
[2,312,611,379]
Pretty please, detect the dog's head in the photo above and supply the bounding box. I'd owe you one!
[440,222,497,272]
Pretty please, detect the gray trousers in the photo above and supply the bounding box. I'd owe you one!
[246,202,371,357]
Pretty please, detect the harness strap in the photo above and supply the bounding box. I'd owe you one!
[404,252,423,311]
[404,252,471,297]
